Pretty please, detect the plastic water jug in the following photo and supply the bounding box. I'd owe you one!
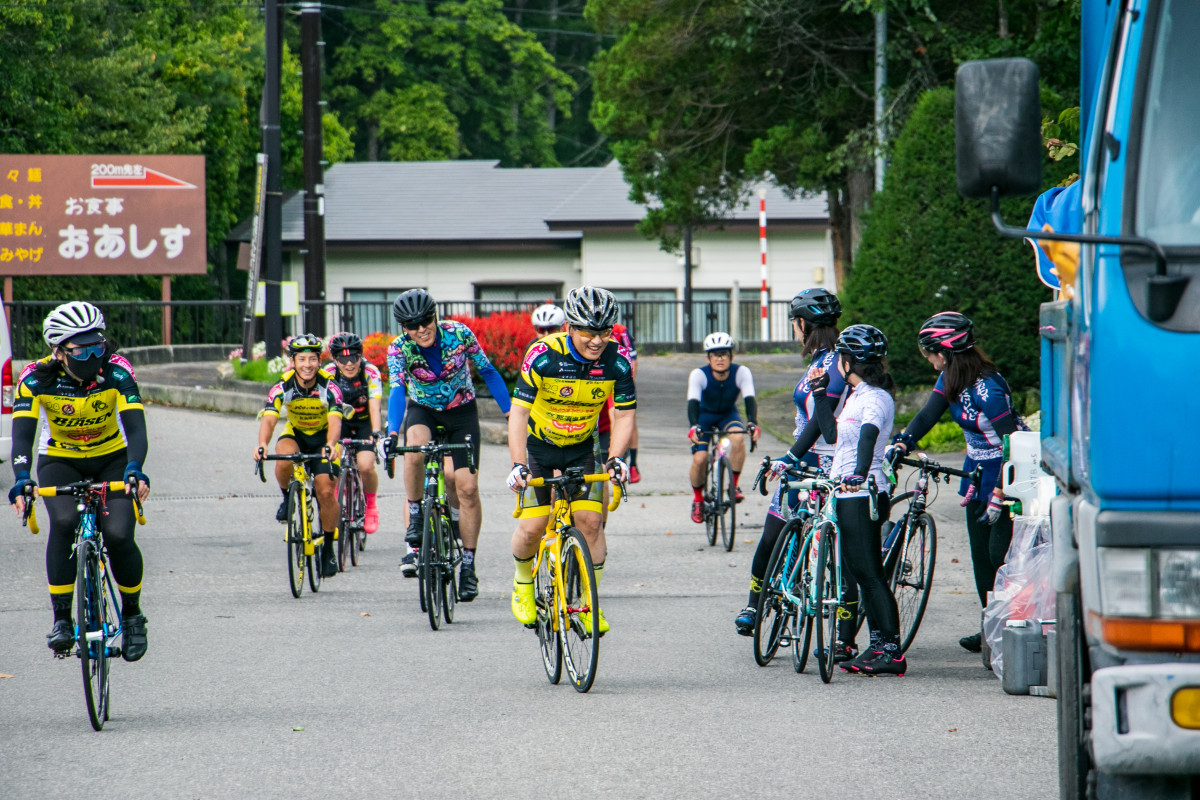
[1002,432,1056,516]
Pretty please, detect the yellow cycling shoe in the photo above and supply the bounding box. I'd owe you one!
[511,581,537,626]
[576,608,609,637]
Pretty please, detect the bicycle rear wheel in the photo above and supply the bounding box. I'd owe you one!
[337,472,354,572]
[560,528,600,693]
[814,523,838,684]
[351,467,366,559]
[76,540,110,731]
[441,510,458,625]
[307,493,322,594]
[719,457,735,552]
[286,486,305,598]
[753,518,803,666]
[534,548,562,684]
[792,530,816,674]
[704,460,718,547]
[421,501,443,630]
[892,513,937,654]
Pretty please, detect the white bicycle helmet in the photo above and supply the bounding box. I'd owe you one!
[43,301,106,347]
[530,303,565,329]
[564,286,619,329]
[703,331,735,352]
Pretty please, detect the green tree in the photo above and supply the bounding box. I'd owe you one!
[842,87,1074,391]
[325,0,575,166]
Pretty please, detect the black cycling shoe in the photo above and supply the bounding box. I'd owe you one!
[321,547,338,578]
[734,606,756,637]
[276,498,289,523]
[458,563,479,602]
[853,648,907,676]
[841,647,882,673]
[121,614,148,662]
[833,641,859,663]
[404,517,422,547]
[47,619,75,653]
[959,632,983,653]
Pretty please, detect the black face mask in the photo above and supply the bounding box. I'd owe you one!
[63,352,105,384]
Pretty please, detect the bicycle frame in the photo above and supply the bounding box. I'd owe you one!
[788,479,841,616]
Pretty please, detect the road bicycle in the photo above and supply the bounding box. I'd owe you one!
[389,430,474,631]
[21,480,147,731]
[513,467,624,693]
[882,451,981,654]
[256,449,333,598]
[335,436,378,571]
[697,425,756,552]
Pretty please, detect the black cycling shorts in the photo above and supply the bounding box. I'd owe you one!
[277,429,336,477]
[518,436,602,518]
[340,417,377,455]
[403,401,480,472]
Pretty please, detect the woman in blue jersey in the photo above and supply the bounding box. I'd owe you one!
[891,312,1027,653]
[735,289,853,644]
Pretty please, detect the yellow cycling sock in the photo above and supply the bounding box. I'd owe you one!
[593,561,604,587]
[513,555,534,584]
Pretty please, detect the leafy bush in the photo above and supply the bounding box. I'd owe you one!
[232,356,285,385]
[842,88,1075,392]
[917,421,967,454]
[362,332,391,371]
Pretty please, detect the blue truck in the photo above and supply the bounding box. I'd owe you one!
[954,1,1200,798]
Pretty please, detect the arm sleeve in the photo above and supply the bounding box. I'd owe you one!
[11,415,36,479]
[812,394,837,443]
[993,412,1019,437]
[479,363,512,414]
[686,368,705,402]
[388,383,407,432]
[744,396,757,425]
[788,414,823,460]
[904,391,950,444]
[119,408,149,466]
[687,399,700,427]
[853,424,881,476]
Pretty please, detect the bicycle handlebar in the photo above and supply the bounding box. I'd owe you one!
[896,454,981,482]
[511,472,624,518]
[23,480,147,534]
[386,434,477,474]
[751,454,823,496]
[255,448,330,483]
[701,425,758,453]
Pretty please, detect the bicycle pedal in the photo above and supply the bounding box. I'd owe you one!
[523,622,538,630]
[52,649,73,660]
[778,635,792,647]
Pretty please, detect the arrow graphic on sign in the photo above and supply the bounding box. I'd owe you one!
[92,168,196,189]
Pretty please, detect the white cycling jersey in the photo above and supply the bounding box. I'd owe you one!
[828,381,894,499]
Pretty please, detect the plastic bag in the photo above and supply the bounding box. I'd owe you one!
[982,516,1054,677]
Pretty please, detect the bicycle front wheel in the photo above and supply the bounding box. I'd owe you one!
[441,511,458,625]
[704,461,718,547]
[753,518,803,666]
[892,513,937,654]
[337,473,353,572]
[560,528,600,693]
[350,468,366,561]
[76,540,110,731]
[814,523,839,684]
[286,486,305,598]
[307,494,322,594]
[719,457,735,551]
[421,501,443,630]
[534,548,562,685]
[792,528,816,674]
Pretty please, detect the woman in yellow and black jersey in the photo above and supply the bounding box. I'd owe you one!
[7,302,151,661]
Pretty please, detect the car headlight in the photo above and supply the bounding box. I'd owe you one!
[1099,548,1152,617]
[1158,550,1200,618]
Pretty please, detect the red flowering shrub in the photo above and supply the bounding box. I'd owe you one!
[362,331,391,370]
[447,310,530,382]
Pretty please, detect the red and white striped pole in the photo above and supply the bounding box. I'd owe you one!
[759,189,769,341]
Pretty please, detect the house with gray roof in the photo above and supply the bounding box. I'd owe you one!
[228,160,833,344]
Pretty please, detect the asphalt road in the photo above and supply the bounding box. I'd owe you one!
[0,354,1055,799]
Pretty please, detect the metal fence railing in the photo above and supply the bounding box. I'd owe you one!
[4,297,797,359]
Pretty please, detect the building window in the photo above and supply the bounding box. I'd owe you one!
[342,288,409,336]
[691,289,730,339]
[611,289,676,344]
[474,284,562,303]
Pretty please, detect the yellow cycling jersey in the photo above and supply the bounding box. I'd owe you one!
[13,354,145,458]
[512,332,636,447]
[261,368,345,437]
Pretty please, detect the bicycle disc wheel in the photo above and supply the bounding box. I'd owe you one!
[560,528,600,693]
[76,540,109,731]
[719,457,735,552]
[421,502,442,630]
[792,530,816,674]
[286,487,305,598]
[441,512,458,625]
[815,524,838,683]
[892,513,937,654]
[753,518,802,666]
[534,548,562,684]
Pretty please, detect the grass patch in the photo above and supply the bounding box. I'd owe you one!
[231,359,284,384]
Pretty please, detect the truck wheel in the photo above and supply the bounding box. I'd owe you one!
[1058,590,1092,800]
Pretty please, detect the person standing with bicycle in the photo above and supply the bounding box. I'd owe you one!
[735,288,845,637]
[890,311,1027,654]
[385,289,511,602]
[507,286,636,634]
[7,302,151,660]
[770,324,906,676]
[686,332,760,524]
[324,332,384,534]
[255,334,345,579]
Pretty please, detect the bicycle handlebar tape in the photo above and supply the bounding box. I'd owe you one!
[27,506,39,535]
[607,483,623,513]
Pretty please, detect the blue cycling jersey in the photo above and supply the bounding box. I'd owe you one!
[792,348,847,458]
[934,370,1025,497]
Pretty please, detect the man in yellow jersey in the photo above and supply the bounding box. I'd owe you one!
[254,334,345,578]
[506,286,636,634]
[8,302,151,660]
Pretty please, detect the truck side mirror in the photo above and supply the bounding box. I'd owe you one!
[955,58,1043,199]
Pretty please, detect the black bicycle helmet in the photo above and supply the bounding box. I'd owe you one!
[564,285,618,329]
[917,311,976,353]
[789,288,841,327]
[834,324,888,362]
[287,333,324,355]
[392,289,437,326]
[328,332,363,358]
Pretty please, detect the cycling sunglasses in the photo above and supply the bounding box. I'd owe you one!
[64,342,106,361]
[334,353,360,365]
[402,314,436,331]
[573,326,613,341]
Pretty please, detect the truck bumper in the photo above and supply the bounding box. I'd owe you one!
[1091,663,1200,774]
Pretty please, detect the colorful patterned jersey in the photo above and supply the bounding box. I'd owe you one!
[262,368,344,437]
[387,321,495,411]
[322,359,382,422]
[14,354,144,458]
[513,332,636,447]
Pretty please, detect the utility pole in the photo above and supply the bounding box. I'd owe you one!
[682,224,694,352]
[262,0,284,357]
[300,2,327,336]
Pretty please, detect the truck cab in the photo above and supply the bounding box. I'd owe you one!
[956,1,1200,797]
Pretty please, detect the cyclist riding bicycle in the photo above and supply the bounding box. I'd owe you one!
[385,289,511,601]
[507,285,636,633]
[323,332,384,534]
[890,311,1028,653]
[7,302,151,660]
[687,332,759,523]
[255,333,345,579]
[736,288,847,636]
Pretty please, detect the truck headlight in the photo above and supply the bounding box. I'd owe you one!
[1158,550,1200,618]
[1099,548,1152,617]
